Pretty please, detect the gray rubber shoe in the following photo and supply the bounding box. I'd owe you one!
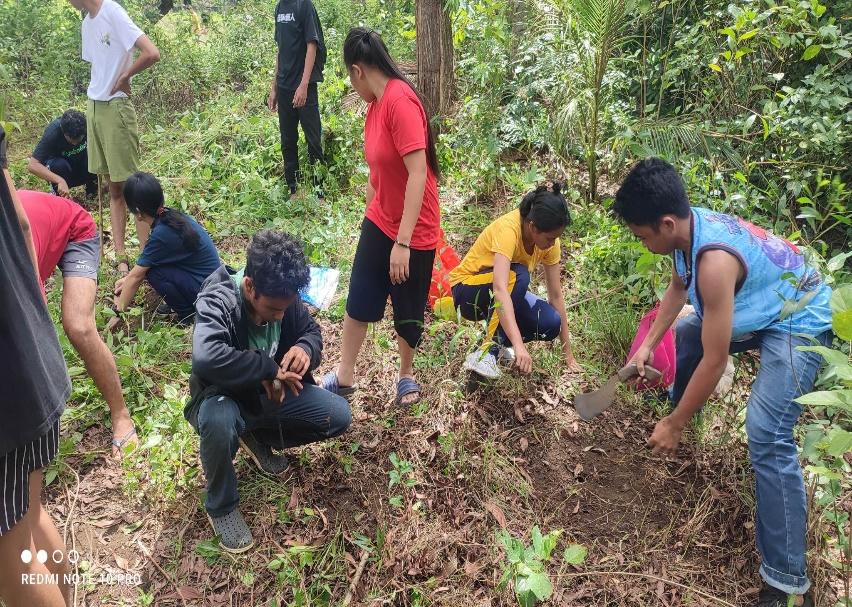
[464,350,501,379]
[207,509,254,553]
[239,432,290,475]
[496,345,515,365]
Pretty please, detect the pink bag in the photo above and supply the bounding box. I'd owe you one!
[626,306,676,390]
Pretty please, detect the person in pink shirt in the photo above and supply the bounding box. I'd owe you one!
[321,28,441,407]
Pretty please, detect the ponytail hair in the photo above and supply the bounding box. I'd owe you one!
[124,172,201,252]
[519,182,571,232]
[343,27,440,178]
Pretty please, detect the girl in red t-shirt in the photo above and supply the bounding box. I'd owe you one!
[321,28,441,407]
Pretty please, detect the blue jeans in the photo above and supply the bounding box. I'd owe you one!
[195,384,351,517]
[674,314,830,594]
[452,263,561,347]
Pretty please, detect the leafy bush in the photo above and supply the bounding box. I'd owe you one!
[796,284,852,594]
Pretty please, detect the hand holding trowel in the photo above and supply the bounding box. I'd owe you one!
[574,362,662,421]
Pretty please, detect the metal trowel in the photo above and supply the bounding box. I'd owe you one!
[574,362,663,421]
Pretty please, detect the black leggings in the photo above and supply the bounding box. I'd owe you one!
[346,218,435,349]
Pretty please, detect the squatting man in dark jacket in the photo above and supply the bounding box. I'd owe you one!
[185,229,351,552]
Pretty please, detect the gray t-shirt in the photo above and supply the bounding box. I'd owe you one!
[0,126,69,455]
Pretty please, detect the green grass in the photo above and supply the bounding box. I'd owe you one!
[7,0,850,604]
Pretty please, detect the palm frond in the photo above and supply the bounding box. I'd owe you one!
[621,118,744,169]
[559,0,629,47]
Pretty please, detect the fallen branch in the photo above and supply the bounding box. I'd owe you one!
[341,550,370,607]
[555,570,737,607]
[60,463,80,607]
[137,538,189,607]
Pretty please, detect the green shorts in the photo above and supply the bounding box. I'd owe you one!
[87,97,140,183]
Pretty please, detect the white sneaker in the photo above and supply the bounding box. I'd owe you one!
[464,350,501,379]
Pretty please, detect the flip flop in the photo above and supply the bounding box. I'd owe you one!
[320,371,356,397]
[111,427,138,456]
[396,377,421,407]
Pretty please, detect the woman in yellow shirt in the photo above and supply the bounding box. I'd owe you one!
[449,183,581,379]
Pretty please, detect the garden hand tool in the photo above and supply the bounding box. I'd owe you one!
[574,363,663,421]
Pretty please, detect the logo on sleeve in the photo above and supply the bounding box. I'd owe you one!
[277,12,295,22]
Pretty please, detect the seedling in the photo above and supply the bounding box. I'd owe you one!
[388,452,417,508]
[498,527,587,606]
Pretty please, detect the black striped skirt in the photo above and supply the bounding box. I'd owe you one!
[0,420,60,536]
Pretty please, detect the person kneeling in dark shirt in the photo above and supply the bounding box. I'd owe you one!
[27,109,97,199]
[109,172,221,328]
[185,229,351,553]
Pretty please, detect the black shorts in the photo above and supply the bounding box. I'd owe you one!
[346,218,436,349]
[0,420,59,536]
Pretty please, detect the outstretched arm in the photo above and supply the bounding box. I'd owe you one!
[114,264,149,310]
[543,262,580,372]
[491,253,532,372]
[27,157,69,197]
[648,250,739,456]
[105,264,149,331]
[628,268,688,377]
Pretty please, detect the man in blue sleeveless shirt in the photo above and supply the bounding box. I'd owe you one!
[613,159,833,607]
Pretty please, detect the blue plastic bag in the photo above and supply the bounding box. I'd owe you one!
[302,266,340,311]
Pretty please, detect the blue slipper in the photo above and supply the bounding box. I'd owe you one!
[321,371,356,397]
[396,377,421,407]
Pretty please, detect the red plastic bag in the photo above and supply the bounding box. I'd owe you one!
[625,306,676,390]
[429,228,460,306]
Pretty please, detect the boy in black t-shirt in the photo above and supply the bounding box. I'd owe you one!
[267,0,326,198]
[27,109,98,199]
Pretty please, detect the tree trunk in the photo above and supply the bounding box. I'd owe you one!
[508,0,525,62]
[439,8,455,114]
[416,0,454,116]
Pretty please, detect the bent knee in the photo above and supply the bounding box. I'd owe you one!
[531,303,561,341]
[327,397,352,438]
[541,313,561,341]
[62,317,98,345]
[197,397,241,438]
[745,411,794,448]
